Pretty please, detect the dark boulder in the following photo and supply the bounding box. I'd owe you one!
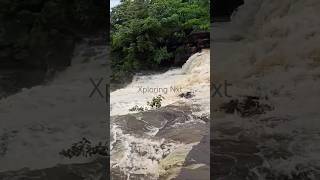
[187,31,210,50]
[174,45,193,66]
[178,91,195,99]
[173,31,210,66]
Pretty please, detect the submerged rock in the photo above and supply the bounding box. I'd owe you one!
[178,91,195,99]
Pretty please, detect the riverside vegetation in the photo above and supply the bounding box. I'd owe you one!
[110,1,210,178]
[110,0,210,84]
[129,95,165,112]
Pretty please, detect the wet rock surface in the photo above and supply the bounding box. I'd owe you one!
[112,104,208,143]
[178,92,194,99]
[173,135,210,180]
[0,159,108,180]
[111,103,209,179]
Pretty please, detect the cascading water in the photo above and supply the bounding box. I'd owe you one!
[0,38,108,172]
[111,50,210,116]
[110,49,210,179]
[213,0,320,178]
[0,36,210,179]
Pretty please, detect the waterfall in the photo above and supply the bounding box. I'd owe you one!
[110,49,210,178]
[0,39,108,171]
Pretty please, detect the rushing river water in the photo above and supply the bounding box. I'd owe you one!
[110,50,210,179]
[0,38,108,173]
[0,36,210,179]
[111,50,210,117]
[211,0,320,178]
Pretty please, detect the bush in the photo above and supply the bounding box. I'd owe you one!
[129,95,165,112]
[147,95,165,109]
[60,138,108,158]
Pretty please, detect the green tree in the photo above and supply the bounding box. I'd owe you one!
[111,0,209,82]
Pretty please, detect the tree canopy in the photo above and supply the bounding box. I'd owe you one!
[110,0,210,82]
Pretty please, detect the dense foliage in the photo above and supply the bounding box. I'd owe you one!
[111,0,210,82]
[0,0,106,69]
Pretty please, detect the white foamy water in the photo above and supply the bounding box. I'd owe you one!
[111,49,210,117]
[110,49,210,178]
[214,0,320,177]
[0,40,108,171]
[0,38,210,179]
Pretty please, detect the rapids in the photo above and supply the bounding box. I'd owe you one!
[0,39,108,172]
[110,49,210,179]
[212,0,320,178]
[111,49,210,117]
[0,43,210,179]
